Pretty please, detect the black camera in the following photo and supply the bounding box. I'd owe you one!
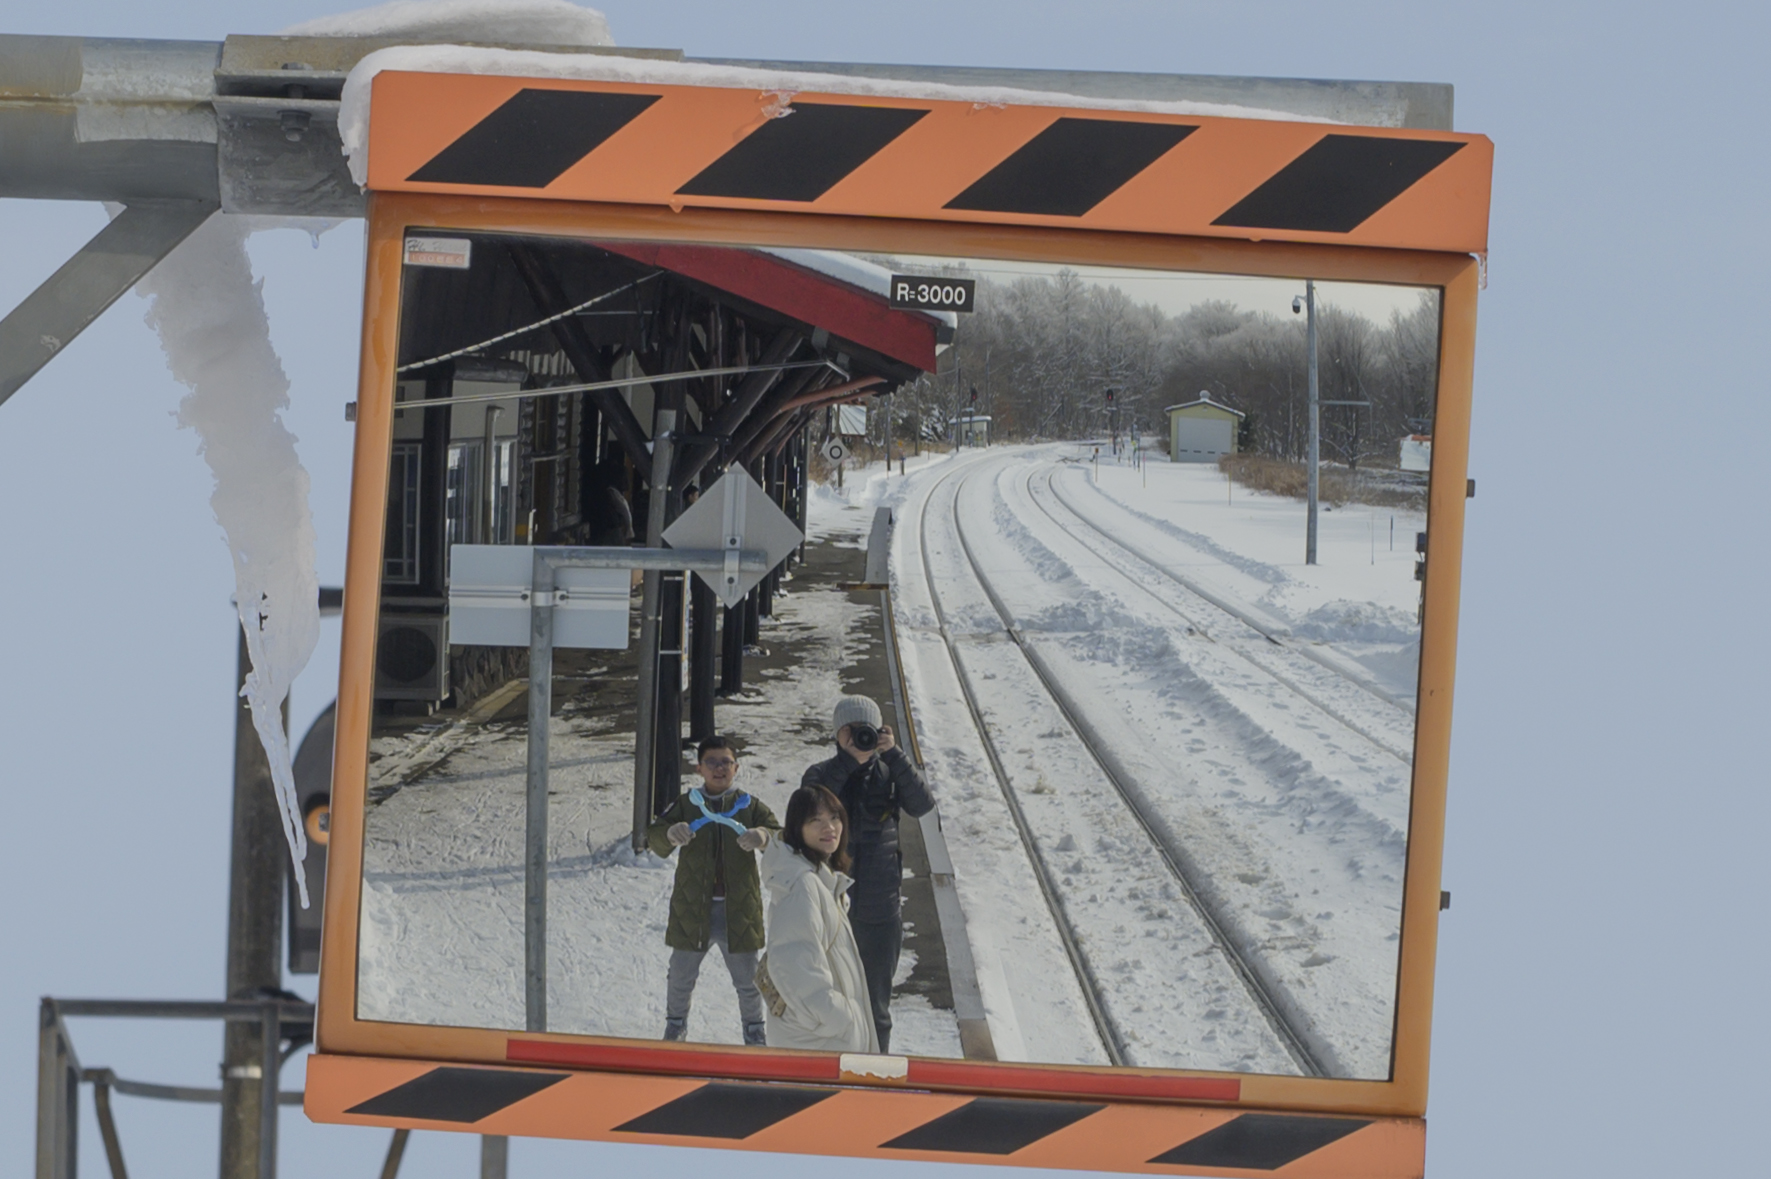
[849,723,880,752]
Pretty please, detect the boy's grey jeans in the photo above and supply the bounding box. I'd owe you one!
[665,899,764,1025]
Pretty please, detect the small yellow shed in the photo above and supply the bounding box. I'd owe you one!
[1165,395,1244,462]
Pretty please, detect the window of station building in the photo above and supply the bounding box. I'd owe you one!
[444,439,518,550]
[383,441,421,585]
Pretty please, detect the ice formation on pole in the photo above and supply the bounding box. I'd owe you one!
[137,214,320,907]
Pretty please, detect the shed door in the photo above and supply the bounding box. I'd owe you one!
[1172,417,1234,462]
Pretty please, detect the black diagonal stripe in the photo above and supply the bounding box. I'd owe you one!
[345,1067,568,1124]
[1149,1113,1371,1171]
[676,104,928,202]
[883,1097,1104,1155]
[944,118,1195,217]
[1213,134,1465,233]
[613,1082,836,1139]
[408,89,659,188]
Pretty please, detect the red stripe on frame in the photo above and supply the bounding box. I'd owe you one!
[507,1039,841,1083]
[508,1039,1240,1103]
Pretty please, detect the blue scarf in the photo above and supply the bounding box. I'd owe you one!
[687,787,751,834]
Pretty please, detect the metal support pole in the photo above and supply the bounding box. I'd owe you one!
[481,406,502,543]
[525,550,556,1033]
[377,1130,410,1179]
[256,1005,279,1179]
[36,999,79,1179]
[953,352,963,453]
[91,1074,127,1179]
[0,200,217,408]
[1305,278,1320,566]
[688,571,717,741]
[654,570,686,808]
[631,409,677,850]
[221,630,285,1179]
[481,1136,509,1179]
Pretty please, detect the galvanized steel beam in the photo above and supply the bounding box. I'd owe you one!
[0,199,215,408]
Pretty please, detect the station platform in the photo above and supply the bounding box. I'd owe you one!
[357,514,987,1058]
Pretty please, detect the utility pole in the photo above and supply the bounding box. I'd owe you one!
[220,631,286,1179]
[1294,280,1320,565]
[953,351,963,453]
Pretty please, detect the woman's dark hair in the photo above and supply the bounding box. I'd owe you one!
[782,785,850,874]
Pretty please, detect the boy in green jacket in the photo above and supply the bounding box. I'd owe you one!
[646,735,779,1045]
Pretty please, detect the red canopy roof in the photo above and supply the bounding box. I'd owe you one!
[595,242,938,373]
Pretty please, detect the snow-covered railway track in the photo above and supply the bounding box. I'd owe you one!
[1026,465,1413,764]
[916,464,1128,1067]
[1046,467,1415,715]
[917,460,1324,1076]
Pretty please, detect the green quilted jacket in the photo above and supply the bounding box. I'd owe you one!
[646,788,780,953]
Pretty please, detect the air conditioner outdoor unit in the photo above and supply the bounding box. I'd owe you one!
[375,612,450,703]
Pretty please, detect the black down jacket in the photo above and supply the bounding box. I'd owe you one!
[799,747,934,924]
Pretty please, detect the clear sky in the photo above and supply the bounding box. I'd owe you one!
[2,3,1767,1179]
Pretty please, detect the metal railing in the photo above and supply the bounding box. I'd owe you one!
[36,997,312,1179]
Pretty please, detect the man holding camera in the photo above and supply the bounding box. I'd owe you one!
[800,695,935,1053]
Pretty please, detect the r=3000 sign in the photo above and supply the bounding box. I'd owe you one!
[889,274,976,312]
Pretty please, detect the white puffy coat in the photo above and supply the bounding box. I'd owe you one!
[760,838,879,1054]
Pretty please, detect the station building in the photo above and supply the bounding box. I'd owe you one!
[378,236,946,731]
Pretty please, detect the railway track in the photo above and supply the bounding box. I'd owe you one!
[1046,462,1416,714]
[913,458,1326,1076]
[1027,464,1415,764]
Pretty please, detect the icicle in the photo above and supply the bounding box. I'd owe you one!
[136,213,320,908]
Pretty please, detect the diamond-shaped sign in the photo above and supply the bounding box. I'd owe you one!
[663,468,804,608]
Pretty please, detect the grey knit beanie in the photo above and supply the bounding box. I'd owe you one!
[832,695,882,732]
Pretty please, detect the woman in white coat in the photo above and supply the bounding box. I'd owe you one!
[758,785,879,1053]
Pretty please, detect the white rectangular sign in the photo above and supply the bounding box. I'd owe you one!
[404,236,473,270]
[448,546,631,649]
[836,404,867,437]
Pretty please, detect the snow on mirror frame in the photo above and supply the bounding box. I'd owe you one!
[318,202,1474,1122]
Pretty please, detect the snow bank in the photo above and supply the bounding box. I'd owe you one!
[1292,600,1420,645]
[137,215,320,905]
[337,45,1333,189]
[284,0,612,45]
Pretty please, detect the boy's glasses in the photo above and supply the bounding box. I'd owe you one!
[701,758,737,770]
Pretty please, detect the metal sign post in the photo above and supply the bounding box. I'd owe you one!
[630,408,677,905]
[454,541,778,1033]
[449,461,801,1032]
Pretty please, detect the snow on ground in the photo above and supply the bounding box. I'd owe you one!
[1082,449,1426,700]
